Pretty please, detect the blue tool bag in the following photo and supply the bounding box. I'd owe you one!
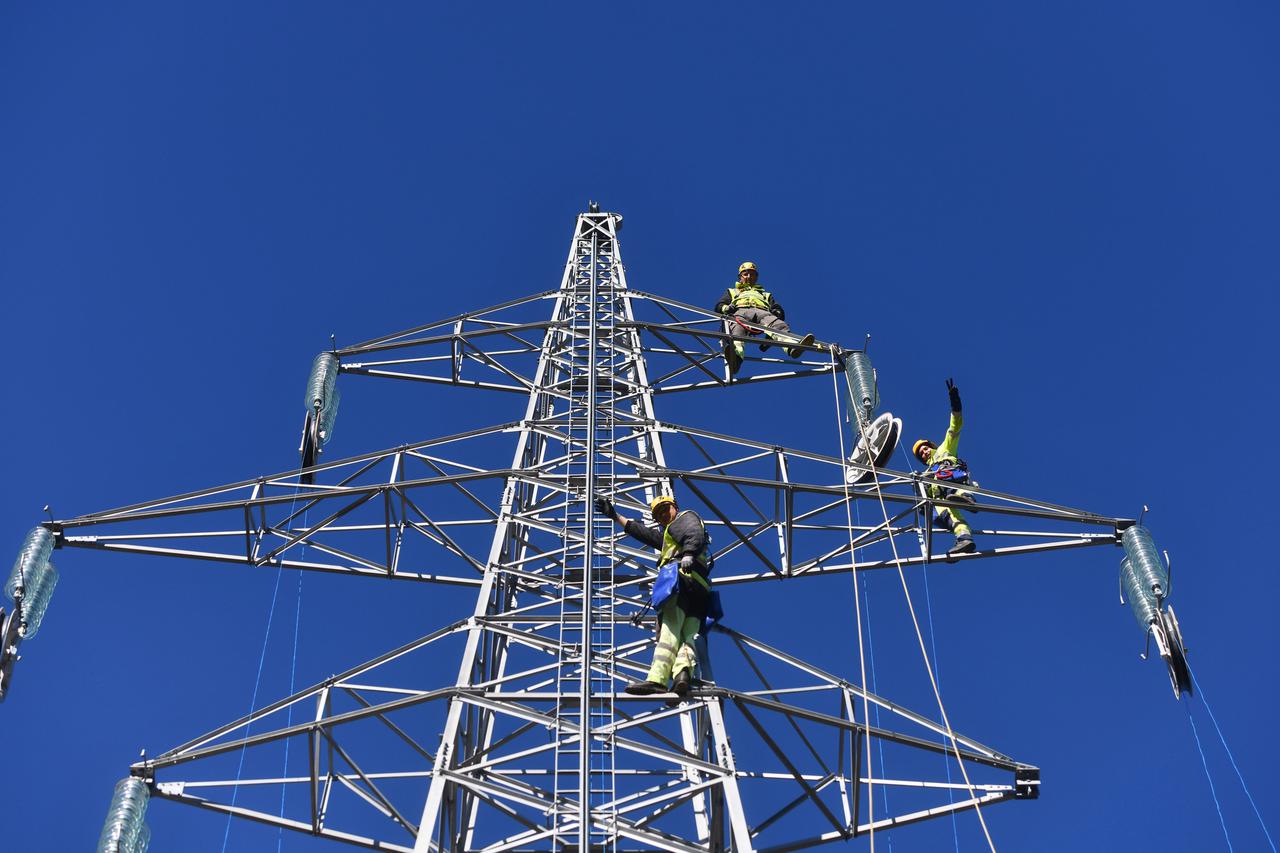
[650,563,680,610]
[926,458,969,484]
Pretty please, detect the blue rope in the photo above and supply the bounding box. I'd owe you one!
[1185,699,1232,850]
[277,509,308,852]
[222,487,310,853]
[1191,670,1276,851]
[221,555,286,853]
[898,441,960,852]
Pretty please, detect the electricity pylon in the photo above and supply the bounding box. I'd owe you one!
[37,207,1145,851]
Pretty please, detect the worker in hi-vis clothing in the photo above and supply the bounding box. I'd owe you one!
[714,261,815,376]
[595,492,715,701]
[912,378,979,559]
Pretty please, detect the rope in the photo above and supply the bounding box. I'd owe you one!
[919,542,961,851]
[854,500,894,851]
[222,489,306,853]
[830,351,997,851]
[1185,699,1233,851]
[827,353,877,850]
[221,553,286,853]
[277,509,308,852]
[859,576,895,852]
[899,442,960,852]
[1191,670,1276,851]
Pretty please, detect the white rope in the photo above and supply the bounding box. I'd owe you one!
[829,350,997,851]
[827,351,877,851]
[899,442,961,852]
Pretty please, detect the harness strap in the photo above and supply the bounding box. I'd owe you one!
[680,567,711,591]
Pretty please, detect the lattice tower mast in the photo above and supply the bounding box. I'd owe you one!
[412,209,692,849]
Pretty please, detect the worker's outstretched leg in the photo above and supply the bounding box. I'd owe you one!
[743,308,813,358]
[736,307,790,352]
[786,332,816,359]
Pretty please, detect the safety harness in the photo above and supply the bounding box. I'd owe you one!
[654,511,713,597]
[636,511,722,626]
[925,457,969,485]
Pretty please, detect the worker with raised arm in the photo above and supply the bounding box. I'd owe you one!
[594,492,713,700]
[912,378,978,559]
[714,261,815,376]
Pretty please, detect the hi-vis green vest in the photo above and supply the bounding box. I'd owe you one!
[727,285,772,311]
[656,511,713,591]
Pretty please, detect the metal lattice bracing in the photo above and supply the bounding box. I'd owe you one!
[33,208,1139,851]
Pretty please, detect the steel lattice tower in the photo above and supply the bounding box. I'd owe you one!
[32,207,1149,851]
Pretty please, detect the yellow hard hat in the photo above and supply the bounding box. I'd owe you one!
[912,439,935,461]
[738,261,757,274]
[649,494,677,518]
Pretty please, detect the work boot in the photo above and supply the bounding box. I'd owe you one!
[786,333,816,359]
[625,679,667,696]
[946,535,976,561]
[666,670,692,706]
[723,342,743,376]
[950,491,978,507]
[674,669,691,696]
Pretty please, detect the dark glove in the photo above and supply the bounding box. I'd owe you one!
[593,496,615,518]
[679,554,695,571]
[946,378,962,413]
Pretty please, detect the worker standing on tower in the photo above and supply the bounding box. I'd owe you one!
[715,261,815,376]
[913,378,979,559]
[595,492,713,700]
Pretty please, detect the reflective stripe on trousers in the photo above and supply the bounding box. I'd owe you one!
[647,602,701,685]
[933,506,971,538]
[927,482,972,538]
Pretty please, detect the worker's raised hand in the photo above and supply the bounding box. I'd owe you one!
[946,378,962,412]
[593,496,615,519]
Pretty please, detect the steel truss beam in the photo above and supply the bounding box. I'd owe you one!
[132,617,1034,852]
[47,418,1126,591]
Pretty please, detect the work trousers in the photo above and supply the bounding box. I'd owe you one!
[727,308,791,349]
[931,505,972,539]
[647,602,700,685]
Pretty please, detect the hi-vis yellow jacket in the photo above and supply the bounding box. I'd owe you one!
[714,283,786,318]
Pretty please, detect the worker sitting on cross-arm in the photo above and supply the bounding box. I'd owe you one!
[912,378,979,559]
[714,261,815,376]
[595,492,712,700]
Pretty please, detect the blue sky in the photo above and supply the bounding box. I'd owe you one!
[2,2,1277,850]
